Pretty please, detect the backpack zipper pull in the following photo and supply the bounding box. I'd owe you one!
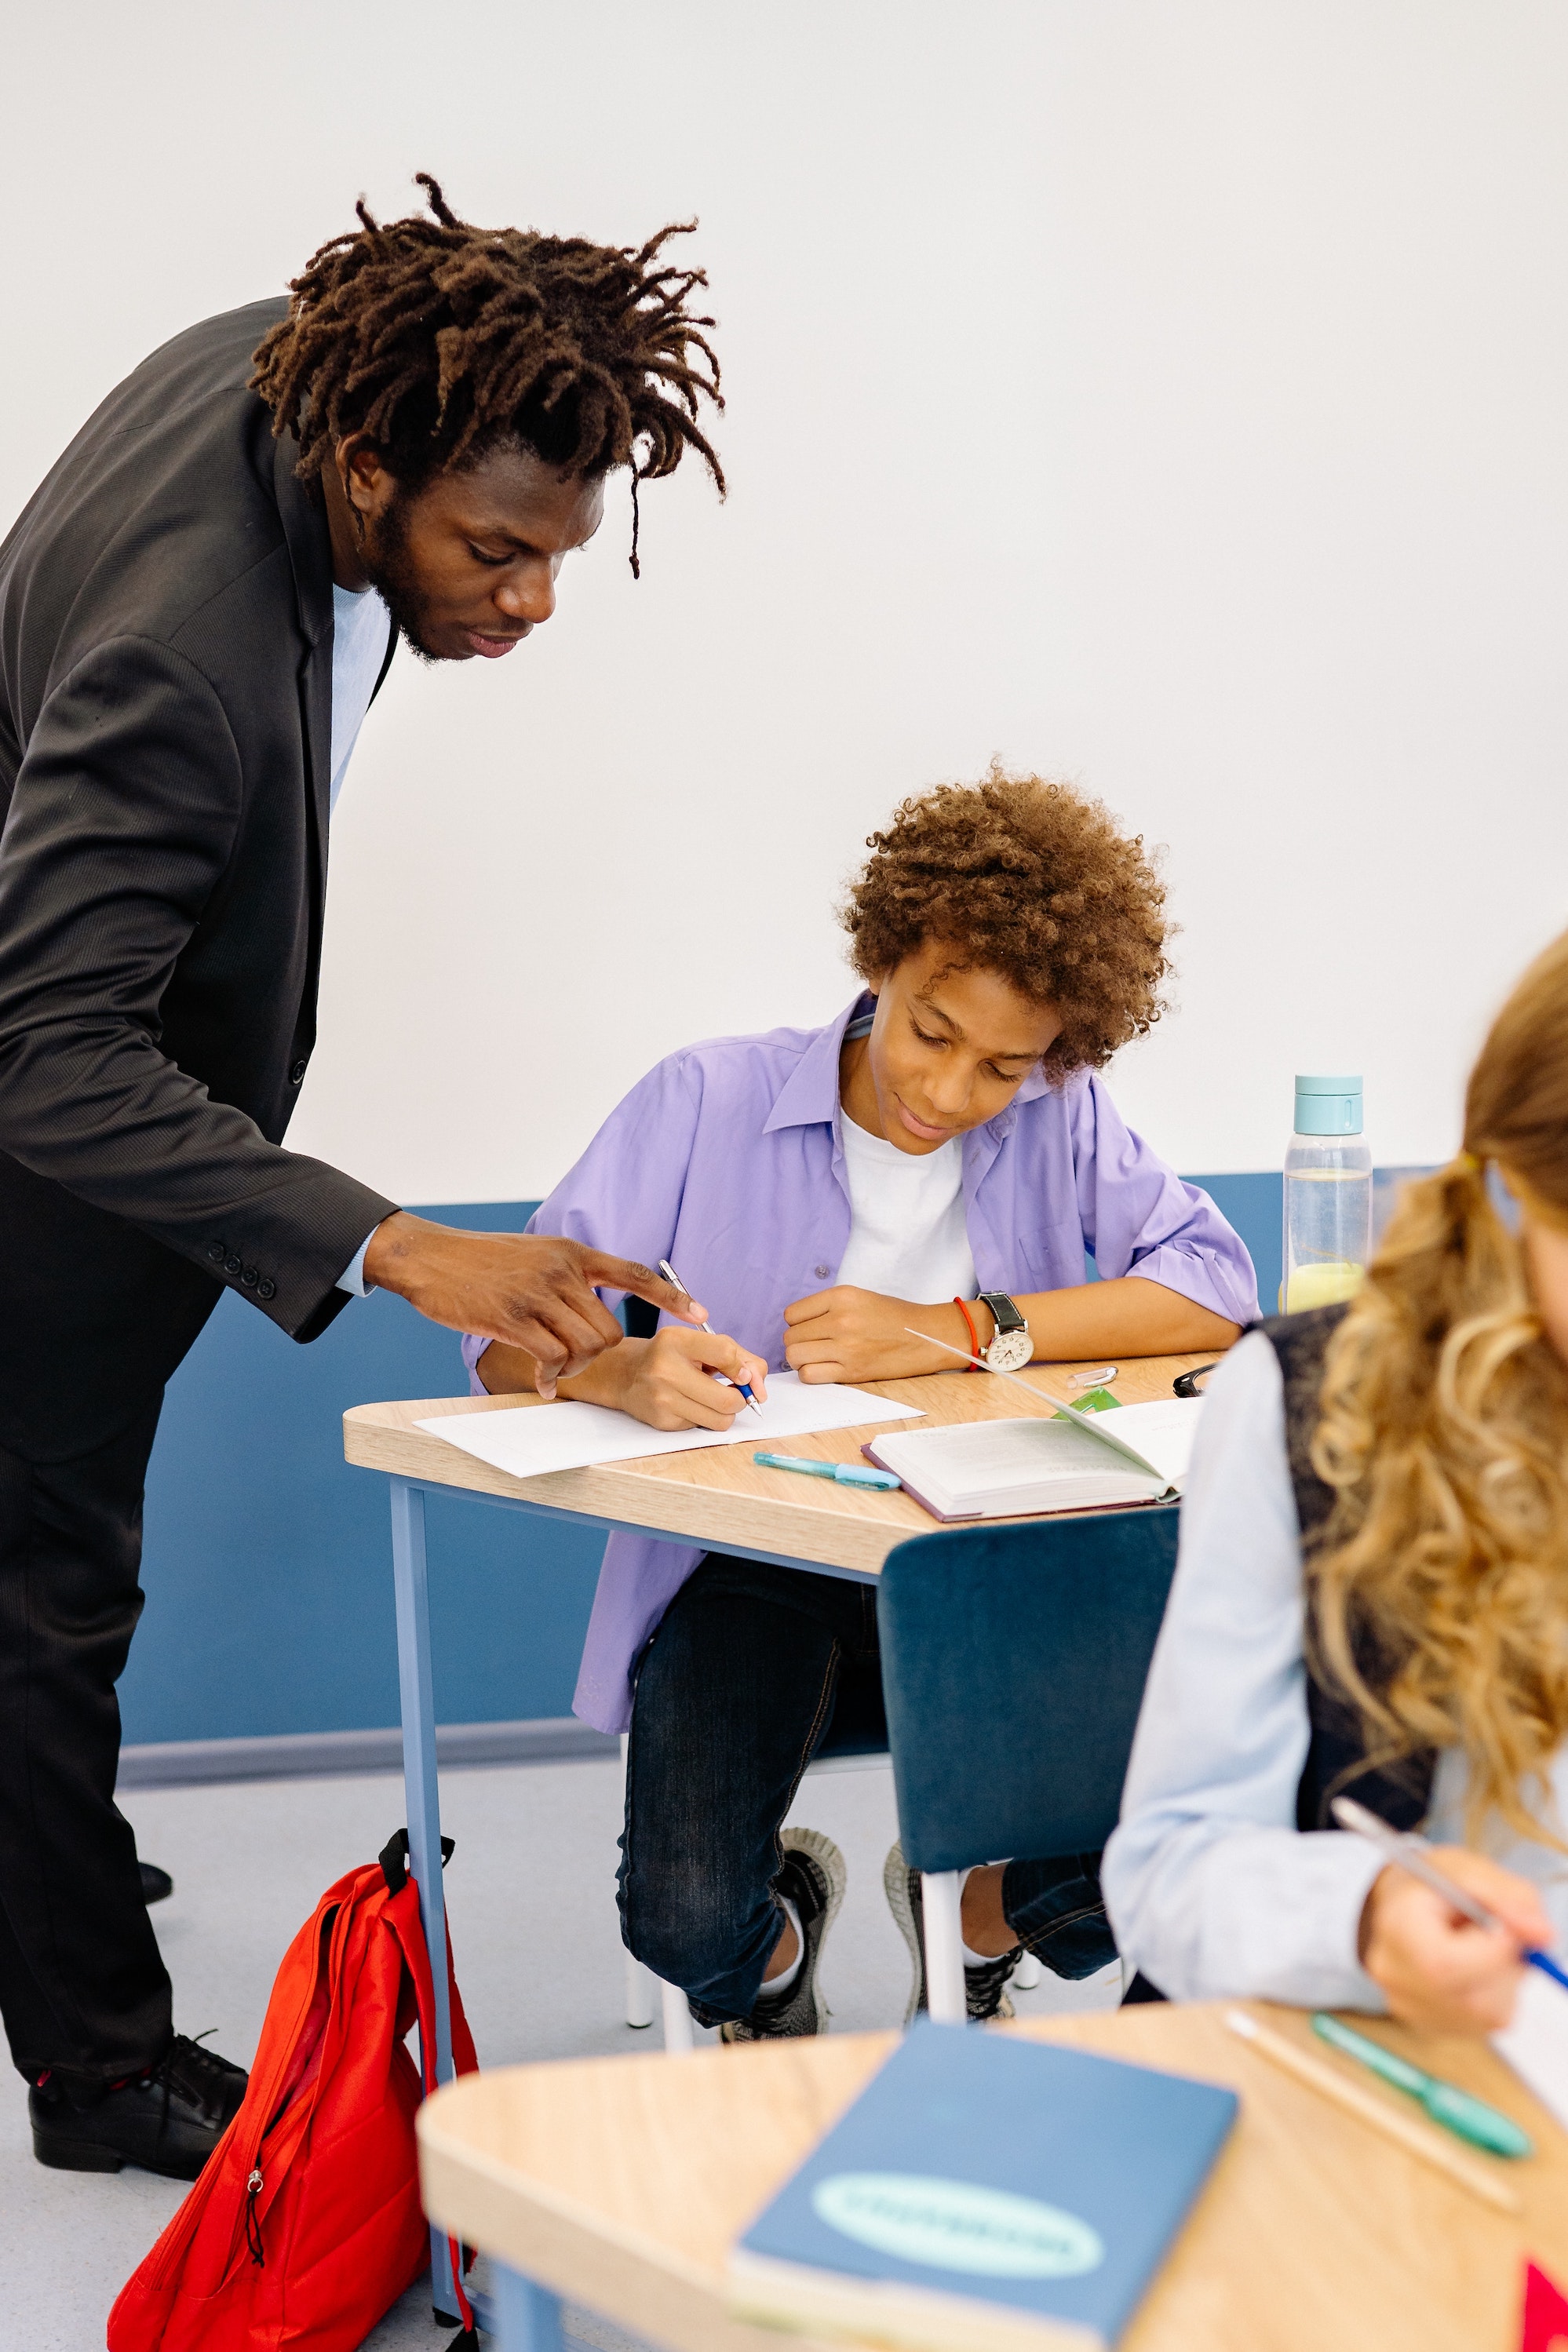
[244,2168,265,2267]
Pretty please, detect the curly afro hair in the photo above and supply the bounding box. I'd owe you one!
[841,763,1171,1082]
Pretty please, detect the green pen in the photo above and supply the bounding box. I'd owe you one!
[1311,2011,1533,2159]
[753,1450,902,1492]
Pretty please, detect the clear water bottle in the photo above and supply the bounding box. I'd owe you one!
[1282,1075,1372,1314]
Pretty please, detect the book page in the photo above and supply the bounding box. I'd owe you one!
[873,1416,1171,1501]
[1088,1398,1205,1488]
[416,1369,922,1480]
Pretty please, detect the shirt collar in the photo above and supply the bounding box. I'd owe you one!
[762,993,875,1134]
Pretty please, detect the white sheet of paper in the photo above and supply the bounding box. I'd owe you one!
[416,1369,924,1480]
[1494,1964,1568,2133]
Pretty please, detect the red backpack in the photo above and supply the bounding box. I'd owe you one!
[108,1830,478,2351]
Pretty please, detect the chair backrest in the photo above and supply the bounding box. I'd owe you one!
[877,1508,1180,1873]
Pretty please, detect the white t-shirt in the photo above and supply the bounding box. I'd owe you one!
[835,1110,978,1304]
[329,583,392,814]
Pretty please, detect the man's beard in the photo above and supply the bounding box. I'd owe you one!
[357,493,443,664]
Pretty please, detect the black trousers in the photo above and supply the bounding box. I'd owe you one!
[0,1402,172,2089]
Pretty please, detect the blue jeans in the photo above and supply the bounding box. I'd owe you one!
[617,1553,1118,2029]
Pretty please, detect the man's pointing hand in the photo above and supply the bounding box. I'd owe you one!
[361,1215,706,1398]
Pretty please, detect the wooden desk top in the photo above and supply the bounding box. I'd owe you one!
[344,1353,1209,1576]
[418,2004,1568,2352]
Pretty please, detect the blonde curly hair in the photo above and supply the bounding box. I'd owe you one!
[1309,928,1568,1845]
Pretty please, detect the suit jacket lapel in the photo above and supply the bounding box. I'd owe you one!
[271,432,334,885]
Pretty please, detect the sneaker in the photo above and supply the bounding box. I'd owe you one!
[883,1841,1019,2025]
[30,2033,249,2179]
[720,1828,846,2043]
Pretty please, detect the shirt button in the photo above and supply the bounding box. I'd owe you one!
[815,1264,831,1280]
[257,1278,276,1302]
[290,1058,308,1085]
[224,1253,242,1276]
[241,1265,259,1288]
[207,1242,225,1264]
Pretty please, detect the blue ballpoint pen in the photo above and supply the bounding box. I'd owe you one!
[1333,1797,1568,1996]
[658,1258,764,1417]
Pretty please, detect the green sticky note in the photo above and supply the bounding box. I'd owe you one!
[1074,1388,1119,1413]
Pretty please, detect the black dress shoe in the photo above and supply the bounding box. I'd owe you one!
[139,1861,173,1905]
[30,2033,249,2179]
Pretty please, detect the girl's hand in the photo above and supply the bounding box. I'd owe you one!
[1358,1847,1554,2035]
[783,1289,974,1383]
[595,1326,769,1431]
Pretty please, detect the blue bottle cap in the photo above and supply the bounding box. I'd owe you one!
[1294,1074,1362,1136]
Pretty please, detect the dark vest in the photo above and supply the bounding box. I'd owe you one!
[1262,1304,1435,1832]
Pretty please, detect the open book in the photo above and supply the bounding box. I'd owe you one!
[864,1394,1203,1523]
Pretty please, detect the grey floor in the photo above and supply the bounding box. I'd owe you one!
[2,1755,1119,2350]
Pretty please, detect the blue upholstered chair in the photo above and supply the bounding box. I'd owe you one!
[876,1506,1180,2022]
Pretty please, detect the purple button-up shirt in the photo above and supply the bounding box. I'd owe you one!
[464,994,1258,1732]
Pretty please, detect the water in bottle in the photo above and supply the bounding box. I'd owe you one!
[1282,1075,1372,1313]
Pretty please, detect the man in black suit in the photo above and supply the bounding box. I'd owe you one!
[0,177,724,2178]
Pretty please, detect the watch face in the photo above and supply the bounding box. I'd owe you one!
[983,1328,1034,1373]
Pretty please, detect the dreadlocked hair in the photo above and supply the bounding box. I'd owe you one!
[250,173,724,571]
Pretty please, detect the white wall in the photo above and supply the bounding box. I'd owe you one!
[5,2,1566,1197]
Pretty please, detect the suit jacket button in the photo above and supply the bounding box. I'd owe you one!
[257,1278,276,1302]
[224,1253,242,1276]
[241,1265,259,1288]
[290,1059,308,1085]
[207,1243,225,1263]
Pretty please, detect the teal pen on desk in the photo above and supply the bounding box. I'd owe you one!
[658,1258,763,1417]
[754,1451,903,1491]
[1309,2011,1533,2159]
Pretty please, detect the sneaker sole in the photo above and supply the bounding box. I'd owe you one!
[881,1843,924,2026]
[781,1825,847,2036]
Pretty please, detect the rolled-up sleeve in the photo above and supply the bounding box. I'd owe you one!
[1102,1332,1387,2008]
[1074,1077,1259,1326]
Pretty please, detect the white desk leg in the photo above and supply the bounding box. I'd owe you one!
[922,1871,968,2025]
[494,2263,565,2350]
[1013,1950,1042,1990]
[390,1478,460,2321]
[619,1734,655,2028]
[660,1977,696,2053]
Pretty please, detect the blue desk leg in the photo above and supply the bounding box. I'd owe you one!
[494,2265,565,2350]
[390,1478,461,2323]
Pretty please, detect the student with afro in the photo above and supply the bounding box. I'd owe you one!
[467,768,1259,2039]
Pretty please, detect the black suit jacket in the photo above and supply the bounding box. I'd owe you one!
[0,301,399,1453]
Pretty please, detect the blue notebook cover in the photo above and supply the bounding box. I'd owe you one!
[730,2022,1238,2350]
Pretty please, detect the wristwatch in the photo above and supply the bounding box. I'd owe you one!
[977,1291,1032,1373]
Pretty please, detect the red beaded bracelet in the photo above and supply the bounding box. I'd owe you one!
[954,1296,983,1368]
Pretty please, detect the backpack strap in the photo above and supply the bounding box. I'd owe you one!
[381,1840,480,2332]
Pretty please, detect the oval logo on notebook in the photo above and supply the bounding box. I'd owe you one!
[811,2172,1104,2279]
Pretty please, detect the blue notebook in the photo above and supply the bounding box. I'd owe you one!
[728,2022,1237,2351]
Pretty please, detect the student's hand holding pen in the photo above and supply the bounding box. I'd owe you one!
[1358,1845,1555,2036]
[480,1321,769,1429]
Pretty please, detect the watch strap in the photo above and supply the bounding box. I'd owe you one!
[978,1290,1027,1337]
